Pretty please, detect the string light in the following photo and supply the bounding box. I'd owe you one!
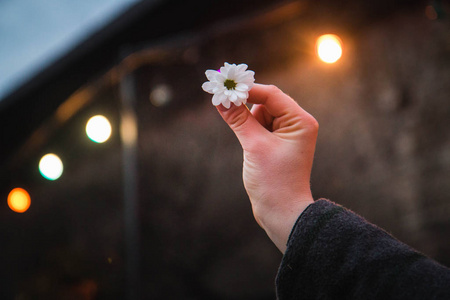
[39,153,64,180]
[316,34,343,64]
[7,188,31,213]
[86,115,112,143]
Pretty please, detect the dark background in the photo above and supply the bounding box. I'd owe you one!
[1,0,449,299]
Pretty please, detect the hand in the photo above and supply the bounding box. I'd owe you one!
[217,84,318,253]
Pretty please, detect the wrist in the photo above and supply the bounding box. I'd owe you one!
[253,195,314,253]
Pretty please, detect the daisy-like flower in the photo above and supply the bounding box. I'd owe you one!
[202,62,255,109]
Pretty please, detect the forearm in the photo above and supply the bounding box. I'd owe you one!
[276,199,450,300]
[255,198,313,253]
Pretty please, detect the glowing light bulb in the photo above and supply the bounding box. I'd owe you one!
[8,188,31,213]
[316,34,343,64]
[39,153,63,180]
[86,115,112,143]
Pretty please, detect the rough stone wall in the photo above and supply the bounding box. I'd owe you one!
[131,5,450,296]
[3,2,450,299]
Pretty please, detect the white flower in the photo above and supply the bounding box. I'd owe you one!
[202,62,255,109]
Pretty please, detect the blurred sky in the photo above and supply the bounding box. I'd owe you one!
[0,0,139,101]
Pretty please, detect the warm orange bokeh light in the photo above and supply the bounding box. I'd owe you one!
[316,34,343,64]
[7,188,31,213]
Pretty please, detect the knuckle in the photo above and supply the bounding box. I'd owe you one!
[310,117,319,132]
[303,114,319,134]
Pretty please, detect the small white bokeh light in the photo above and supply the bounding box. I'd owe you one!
[39,153,63,181]
[86,115,112,143]
[149,84,173,107]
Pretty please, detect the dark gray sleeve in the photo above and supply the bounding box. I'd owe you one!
[276,199,450,300]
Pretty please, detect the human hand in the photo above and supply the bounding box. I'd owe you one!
[217,84,318,253]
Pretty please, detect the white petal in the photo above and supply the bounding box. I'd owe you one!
[227,65,236,79]
[202,82,215,93]
[222,99,231,109]
[236,71,255,82]
[235,83,249,92]
[224,89,231,96]
[211,93,221,106]
[213,85,226,94]
[234,90,247,99]
[230,92,238,102]
[205,70,219,81]
[220,65,229,76]
[219,92,228,102]
[240,78,255,88]
[236,64,248,72]
[215,72,226,83]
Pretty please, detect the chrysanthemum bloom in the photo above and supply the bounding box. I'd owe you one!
[202,63,255,109]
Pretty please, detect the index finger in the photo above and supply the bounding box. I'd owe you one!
[248,84,305,118]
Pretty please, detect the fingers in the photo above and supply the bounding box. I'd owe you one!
[216,103,267,145]
[248,84,305,118]
[216,83,318,145]
[251,104,274,131]
[217,84,294,137]
[249,84,319,132]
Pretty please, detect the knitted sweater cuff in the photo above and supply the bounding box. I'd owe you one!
[276,199,343,295]
[274,199,450,300]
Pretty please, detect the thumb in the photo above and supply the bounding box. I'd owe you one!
[217,104,266,147]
